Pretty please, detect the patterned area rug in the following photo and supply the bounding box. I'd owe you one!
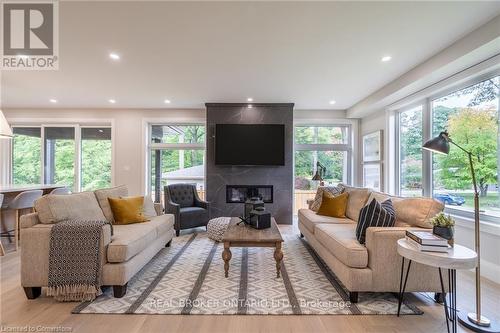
[73,232,422,315]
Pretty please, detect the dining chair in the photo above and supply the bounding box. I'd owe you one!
[7,190,43,251]
[50,187,71,195]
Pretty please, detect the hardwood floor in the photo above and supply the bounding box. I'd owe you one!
[1,224,499,333]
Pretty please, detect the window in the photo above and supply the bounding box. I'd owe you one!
[12,127,41,184]
[294,125,351,213]
[394,74,500,220]
[398,106,423,197]
[431,76,499,217]
[44,127,76,189]
[81,128,112,191]
[149,124,205,203]
[11,125,112,191]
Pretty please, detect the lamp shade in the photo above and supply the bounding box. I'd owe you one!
[422,131,450,155]
[0,110,13,138]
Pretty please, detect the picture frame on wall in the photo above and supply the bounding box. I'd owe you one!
[363,163,382,192]
[362,130,383,162]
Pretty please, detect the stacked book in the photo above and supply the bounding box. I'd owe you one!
[405,230,451,253]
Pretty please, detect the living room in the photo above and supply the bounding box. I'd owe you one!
[0,1,499,333]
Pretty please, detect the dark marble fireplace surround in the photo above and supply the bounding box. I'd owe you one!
[205,103,294,225]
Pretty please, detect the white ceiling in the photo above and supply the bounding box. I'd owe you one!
[2,1,500,110]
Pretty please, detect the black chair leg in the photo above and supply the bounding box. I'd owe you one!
[175,230,180,237]
[166,240,172,247]
[349,292,358,303]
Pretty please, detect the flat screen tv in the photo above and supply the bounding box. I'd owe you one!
[215,124,285,166]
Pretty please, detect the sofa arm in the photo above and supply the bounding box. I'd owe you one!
[365,227,446,292]
[21,223,112,288]
[20,212,40,229]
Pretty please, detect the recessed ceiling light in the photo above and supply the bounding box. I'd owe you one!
[381,56,392,62]
[247,97,253,102]
[329,100,336,105]
[108,99,116,104]
[164,99,171,104]
[109,53,120,60]
[49,99,58,103]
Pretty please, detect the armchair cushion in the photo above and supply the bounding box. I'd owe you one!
[168,184,195,208]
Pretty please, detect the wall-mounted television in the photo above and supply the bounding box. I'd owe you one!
[215,124,285,166]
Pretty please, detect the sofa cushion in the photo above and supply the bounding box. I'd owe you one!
[94,185,129,223]
[310,185,344,211]
[298,208,354,234]
[34,191,106,224]
[340,184,371,221]
[355,198,396,244]
[315,223,368,268]
[367,191,444,229]
[107,214,174,263]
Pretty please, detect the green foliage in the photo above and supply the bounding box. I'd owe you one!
[81,139,112,191]
[430,212,455,228]
[294,126,346,190]
[13,132,112,191]
[13,134,41,184]
[435,108,498,196]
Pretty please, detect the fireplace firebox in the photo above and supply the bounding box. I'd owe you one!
[226,185,273,203]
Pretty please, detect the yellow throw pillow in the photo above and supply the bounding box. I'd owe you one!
[108,196,149,225]
[316,192,349,218]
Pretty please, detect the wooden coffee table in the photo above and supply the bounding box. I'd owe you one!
[222,217,284,278]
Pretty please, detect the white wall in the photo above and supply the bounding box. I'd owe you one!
[3,108,205,195]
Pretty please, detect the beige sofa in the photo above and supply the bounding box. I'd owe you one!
[298,184,446,303]
[20,185,175,299]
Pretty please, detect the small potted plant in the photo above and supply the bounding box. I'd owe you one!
[430,212,455,246]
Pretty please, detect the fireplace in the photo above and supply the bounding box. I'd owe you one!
[226,185,273,203]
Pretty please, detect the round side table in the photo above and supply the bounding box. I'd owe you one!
[397,238,477,333]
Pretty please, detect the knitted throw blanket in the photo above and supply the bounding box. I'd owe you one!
[47,220,111,302]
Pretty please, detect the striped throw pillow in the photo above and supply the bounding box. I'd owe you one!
[355,198,395,244]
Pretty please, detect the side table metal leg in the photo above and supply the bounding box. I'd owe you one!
[439,268,450,333]
[397,258,412,316]
[451,269,457,333]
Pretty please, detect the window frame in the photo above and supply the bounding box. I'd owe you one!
[10,123,113,192]
[293,124,353,185]
[146,123,206,201]
[393,70,500,221]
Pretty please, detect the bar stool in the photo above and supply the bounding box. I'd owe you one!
[0,194,4,256]
[7,190,43,251]
[50,187,71,195]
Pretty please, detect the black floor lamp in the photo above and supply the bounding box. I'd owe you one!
[423,131,500,333]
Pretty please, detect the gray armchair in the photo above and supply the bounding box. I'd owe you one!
[164,184,210,236]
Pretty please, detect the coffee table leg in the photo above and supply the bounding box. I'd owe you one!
[274,242,283,278]
[222,242,232,278]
